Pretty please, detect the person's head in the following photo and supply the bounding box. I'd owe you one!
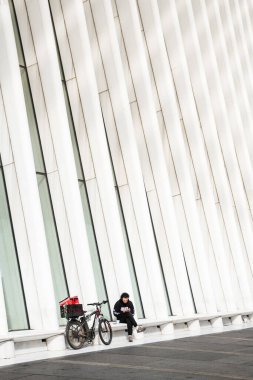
[120,292,129,304]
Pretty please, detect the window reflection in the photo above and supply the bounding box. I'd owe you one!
[0,160,29,330]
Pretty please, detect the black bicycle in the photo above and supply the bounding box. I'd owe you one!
[64,300,112,349]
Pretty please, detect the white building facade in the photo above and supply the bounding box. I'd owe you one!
[1,0,253,356]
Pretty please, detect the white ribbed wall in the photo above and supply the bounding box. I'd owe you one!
[1,0,253,346]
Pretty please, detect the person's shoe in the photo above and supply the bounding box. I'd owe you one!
[128,335,133,342]
[137,326,146,333]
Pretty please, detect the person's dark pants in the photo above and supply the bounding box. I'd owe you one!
[119,313,137,335]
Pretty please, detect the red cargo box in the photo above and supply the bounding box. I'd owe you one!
[59,296,79,307]
[60,304,84,319]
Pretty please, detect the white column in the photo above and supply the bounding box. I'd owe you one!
[200,0,253,278]
[14,0,84,298]
[242,1,253,69]
[25,0,97,305]
[0,88,43,329]
[25,63,82,299]
[0,0,59,329]
[214,0,253,213]
[180,0,253,308]
[237,1,253,168]
[138,0,238,312]
[60,0,134,299]
[90,0,191,317]
[228,0,253,163]
[158,0,253,309]
[116,0,217,313]
[0,275,15,358]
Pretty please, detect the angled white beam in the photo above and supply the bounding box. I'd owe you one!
[60,0,135,299]
[25,0,98,305]
[138,0,238,312]
[158,0,253,308]
[0,0,59,329]
[90,0,193,317]
[116,0,218,313]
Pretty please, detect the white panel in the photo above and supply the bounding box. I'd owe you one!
[0,0,59,328]
[147,189,185,315]
[3,163,42,329]
[27,64,57,174]
[0,90,13,165]
[83,1,107,93]
[158,0,253,308]
[49,0,75,81]
[91,0,188,316]
[180,1,253,310]
[99,91,128,187]
[179,119,200,200]
[26,0,98,304]
[13,0,36,67]
[86,178,119,304]
[204,0,253,278]
[226,0,253,130]
[216,203,244,309]
[130,101,155,192]
[66,78,95,181]
[114,17,136,103]
[117,0,216,312]
[141,31,161,112]
[150,0,235,310]
[111,0,118,18]
[202,0,253,215]
[196,198,226,311]
[47,171,82,297]
[173,195,205,312]
[119,185,156,318]
[156,111,180,197]
[61,0,135,299]
[241,1,253,67]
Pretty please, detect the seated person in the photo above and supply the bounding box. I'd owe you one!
[113,292,145,342]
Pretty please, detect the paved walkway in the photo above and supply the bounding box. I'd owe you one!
[1,327,253,379]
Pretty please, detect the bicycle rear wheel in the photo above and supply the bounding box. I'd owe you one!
[98,318,112,345]
[65,320,88,349]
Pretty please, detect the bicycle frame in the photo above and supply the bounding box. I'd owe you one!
[85,305,103,333]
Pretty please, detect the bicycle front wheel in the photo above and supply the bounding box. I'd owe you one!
[65,320,88,350]
[98,318,112,345]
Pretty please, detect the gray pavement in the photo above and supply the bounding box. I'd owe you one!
[1,328,253,380]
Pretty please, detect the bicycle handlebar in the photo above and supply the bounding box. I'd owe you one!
[87,300,108,306]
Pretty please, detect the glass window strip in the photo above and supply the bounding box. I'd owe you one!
[146,194,172,316]
[0,159,29,330]
[9,1,69,322]
[8,0,25,66]
[48,1,111,318]
[103,120,145,318]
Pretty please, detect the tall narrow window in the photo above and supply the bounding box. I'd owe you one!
[146,196,172,315]
[0,157,29,330]
[9,0,69,321]
[104,128,145,318]
[48,3,110,318]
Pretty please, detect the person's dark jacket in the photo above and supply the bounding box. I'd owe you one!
[113,299,135,320]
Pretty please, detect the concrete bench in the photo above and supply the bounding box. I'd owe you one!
[111,315,202,337]
[220,311,244,326]
[0,329,65,358]
[197,313,223,327]
[170,315,200,331]
[110,318,173,340]
[238,310,253,322]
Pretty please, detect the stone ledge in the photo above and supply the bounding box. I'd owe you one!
[10,329,65,343]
